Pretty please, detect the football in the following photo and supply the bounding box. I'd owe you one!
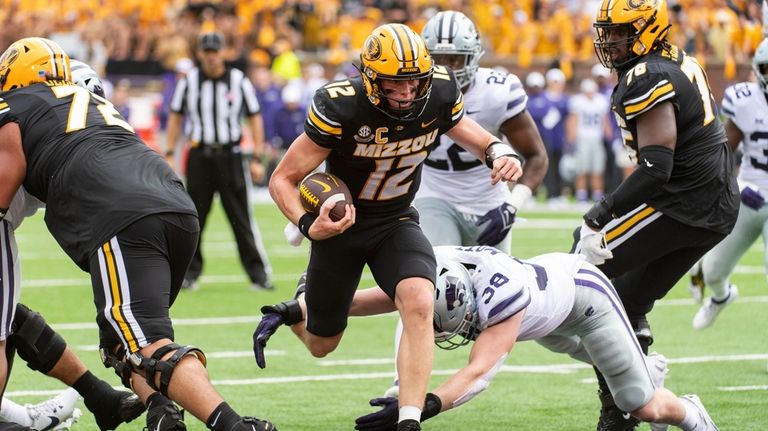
[299,172,353,222]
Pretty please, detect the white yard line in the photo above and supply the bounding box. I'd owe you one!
[6,353,766,397]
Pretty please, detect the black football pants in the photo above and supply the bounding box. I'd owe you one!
[184,146,271,285]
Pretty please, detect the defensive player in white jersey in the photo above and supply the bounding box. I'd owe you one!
[687,39,768,329]
[417,11,547,251]
[348,246,718,430]
[566,78,612,203]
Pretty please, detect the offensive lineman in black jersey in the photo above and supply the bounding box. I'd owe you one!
[255,24,522,431]
[0,38,277,431]
[572,1,738,430]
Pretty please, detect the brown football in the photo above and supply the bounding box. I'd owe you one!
[299,172,353,222]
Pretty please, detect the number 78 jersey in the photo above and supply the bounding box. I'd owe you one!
[610,46,736,232]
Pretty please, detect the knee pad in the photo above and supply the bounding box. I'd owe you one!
[631,318,653,354]
[129,343,206,396]
[99,344,133,389]
[9,304,66,374]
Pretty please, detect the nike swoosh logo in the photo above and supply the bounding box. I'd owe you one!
[421,118,437,128]
[466,110,481,115]
[622,412,632,420]
[309,179,331,192]
[210,411,222,427]
[41,417,60,431]
[644,159,654,168]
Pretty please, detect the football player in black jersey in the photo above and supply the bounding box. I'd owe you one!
[572,1,738,430]
[0,38,276,431]
[256,24,522,431]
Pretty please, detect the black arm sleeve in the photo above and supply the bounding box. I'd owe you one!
[611,145,674,216]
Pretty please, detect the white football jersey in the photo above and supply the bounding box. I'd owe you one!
[567,93,609,144]
[417,68,528,214]
[722,82,768,191]
[6,188,43,230]
[434,246,581,341]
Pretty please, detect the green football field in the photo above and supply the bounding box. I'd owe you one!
[8,202,768,430]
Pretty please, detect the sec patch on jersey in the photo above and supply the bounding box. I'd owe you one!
[299,172,352,221]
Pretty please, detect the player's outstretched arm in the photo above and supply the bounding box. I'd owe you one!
[430,311,523,411]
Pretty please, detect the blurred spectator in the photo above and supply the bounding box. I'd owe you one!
[250,65,284,150]
[112,79,132,122]
[264,83,307,185]
[300,62,329,107]
[540,68,571,203]
[566,78,610,203]
[270,38,302,84]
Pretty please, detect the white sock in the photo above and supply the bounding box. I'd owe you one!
[678,398,700,430]
[0,397,33,426]
[398,405,421,423]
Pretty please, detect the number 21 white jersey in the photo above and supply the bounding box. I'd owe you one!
[417,68,528,214]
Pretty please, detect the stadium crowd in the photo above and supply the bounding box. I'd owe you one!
[0,0,764,80]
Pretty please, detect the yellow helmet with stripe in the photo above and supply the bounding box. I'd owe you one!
[594,0,670,69]
[359,23,434,121]
[0,37,71,92]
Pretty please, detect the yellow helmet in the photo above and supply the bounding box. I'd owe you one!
[594,0,670,69]
[359,23,434,121]
[0,37,71,92]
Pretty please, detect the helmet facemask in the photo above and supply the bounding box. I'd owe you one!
[362,65,433,121]
[433,261,479,350]
[753,39,768,96]
[422,10,484,90]
[594,23,639,70]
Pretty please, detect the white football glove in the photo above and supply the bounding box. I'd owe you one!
[577,222,613,265]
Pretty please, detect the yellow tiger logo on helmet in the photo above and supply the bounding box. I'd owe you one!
[0,37,71,91]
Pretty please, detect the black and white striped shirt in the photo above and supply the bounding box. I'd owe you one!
[170,67,260,146]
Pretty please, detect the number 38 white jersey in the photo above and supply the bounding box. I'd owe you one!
[417,68,528,214]
[434,246,581,341]
[722,81,768,191]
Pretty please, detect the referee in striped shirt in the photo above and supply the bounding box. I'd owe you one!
[165,31,273,291]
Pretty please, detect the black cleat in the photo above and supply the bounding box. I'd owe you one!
[397,419,421,431]
[230,416,277,431]
[596,405,640,431]
[89,390,147,431]
[144,403,186,431]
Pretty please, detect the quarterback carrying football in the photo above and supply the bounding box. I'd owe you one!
[258,23,522,431]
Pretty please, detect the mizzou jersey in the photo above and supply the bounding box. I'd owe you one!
[305,66,464,218]
[0,82,196,269]
[611,46,738,233]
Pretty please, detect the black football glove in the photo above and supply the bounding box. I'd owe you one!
[252,300,302,369]
[354,393,442,431]
[355,397,398,431]
[475,202,516,246]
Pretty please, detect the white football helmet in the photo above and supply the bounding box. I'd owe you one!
[753,38,768,96]
[421,10,484,90]
[70,59,105,97]
[433,259,477,350]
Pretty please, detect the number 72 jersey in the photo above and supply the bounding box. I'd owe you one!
[0,81,136,197]
[610,45,737,233]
